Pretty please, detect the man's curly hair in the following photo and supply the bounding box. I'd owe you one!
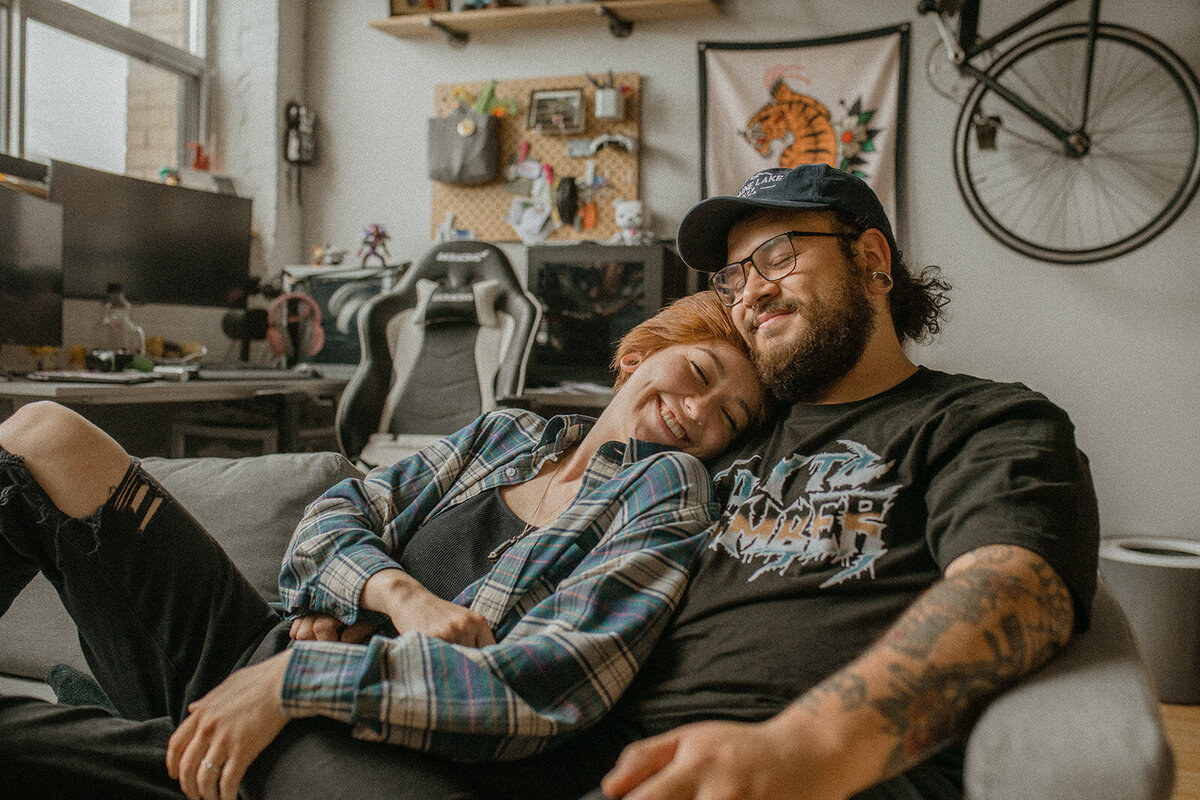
[832,210,952,344]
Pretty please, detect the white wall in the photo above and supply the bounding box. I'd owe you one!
[298,0,1200,543]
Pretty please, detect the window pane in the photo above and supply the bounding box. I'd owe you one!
[65,0,194,51]
[25,19,182,178]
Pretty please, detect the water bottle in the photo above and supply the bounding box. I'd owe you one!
[93,283,146,359]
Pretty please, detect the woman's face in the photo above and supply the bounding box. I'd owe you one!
[608,340,765,460]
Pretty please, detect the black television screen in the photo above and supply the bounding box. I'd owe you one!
[524,244,686,388]
[0,185,64,347]
[49,160,252,307]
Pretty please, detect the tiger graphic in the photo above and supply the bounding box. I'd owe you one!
[741,79,837,169]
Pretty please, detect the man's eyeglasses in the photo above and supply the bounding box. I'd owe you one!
[708,230,855,307]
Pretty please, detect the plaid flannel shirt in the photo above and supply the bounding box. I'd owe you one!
[277,409,716,761]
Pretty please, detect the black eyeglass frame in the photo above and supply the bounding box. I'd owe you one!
[708,230,857,307]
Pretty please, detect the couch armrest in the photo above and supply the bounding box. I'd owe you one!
[963,582,1174,800]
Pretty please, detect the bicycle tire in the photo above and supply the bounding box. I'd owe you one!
[953,23,1200,264]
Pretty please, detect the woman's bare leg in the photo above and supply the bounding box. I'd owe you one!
[0,401,131,518]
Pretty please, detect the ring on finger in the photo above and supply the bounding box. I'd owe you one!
[201,758,221,773]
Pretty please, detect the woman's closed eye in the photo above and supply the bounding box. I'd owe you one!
[690,360,709,385]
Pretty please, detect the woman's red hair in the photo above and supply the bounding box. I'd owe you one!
[611,291,751,391]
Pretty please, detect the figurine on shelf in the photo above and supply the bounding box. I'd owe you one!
[309,243,327,267]
[358,224,392,267]
[309,243,347,267]
[606,198,653,245]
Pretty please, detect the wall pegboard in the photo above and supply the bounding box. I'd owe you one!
[431,72,641,243]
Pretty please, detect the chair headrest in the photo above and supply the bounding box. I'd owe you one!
[405,241,524,295]
[414,278,501,328]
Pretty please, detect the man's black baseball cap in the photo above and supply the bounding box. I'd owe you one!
[676,164,895,272]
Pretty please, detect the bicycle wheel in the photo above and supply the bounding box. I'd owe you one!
[953,23,1200,264]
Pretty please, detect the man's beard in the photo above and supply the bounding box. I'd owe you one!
[747,268,876,404]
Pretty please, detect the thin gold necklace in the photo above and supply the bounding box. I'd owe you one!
[488,458,573,560]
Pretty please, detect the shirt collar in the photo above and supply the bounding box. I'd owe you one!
[598,437,677,467]
[532,414,593,465]
[538,414,677,472]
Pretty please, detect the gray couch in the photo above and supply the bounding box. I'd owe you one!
[0,452,1176,799]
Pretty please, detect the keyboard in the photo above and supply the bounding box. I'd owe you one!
[194,366,317,381]
[28,370,159,384]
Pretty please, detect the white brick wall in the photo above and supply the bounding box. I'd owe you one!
[126,0,186,179]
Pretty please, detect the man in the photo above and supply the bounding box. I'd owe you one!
[588,163,1099,799]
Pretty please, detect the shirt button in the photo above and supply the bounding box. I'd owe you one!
[506,468,516,477]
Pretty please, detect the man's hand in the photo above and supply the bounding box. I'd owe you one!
[600,716,853,800]
[361,568,496,647]
[290,612,375,643]
[166,652,291,800]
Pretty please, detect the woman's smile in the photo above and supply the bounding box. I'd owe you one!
[658,398,688,443]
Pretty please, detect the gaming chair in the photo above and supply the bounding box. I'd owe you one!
[335,240,541,467]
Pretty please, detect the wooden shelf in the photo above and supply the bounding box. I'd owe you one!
[369,0,719,42]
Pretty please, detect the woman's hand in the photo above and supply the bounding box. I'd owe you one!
[361,568,496,648]
[166,652,291,800]
[289,613,374,643]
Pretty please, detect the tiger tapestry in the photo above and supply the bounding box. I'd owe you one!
[700,25,910,233]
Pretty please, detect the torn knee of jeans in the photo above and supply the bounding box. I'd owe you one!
[106,465,165,532]
[0,449,104,556]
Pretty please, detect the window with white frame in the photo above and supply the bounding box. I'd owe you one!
[2,0,206,180]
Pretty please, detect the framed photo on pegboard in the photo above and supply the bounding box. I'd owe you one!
[699,24,910,232]
[527,88,586,135]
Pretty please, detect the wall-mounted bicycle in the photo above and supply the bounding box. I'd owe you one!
[919,0,1200,263]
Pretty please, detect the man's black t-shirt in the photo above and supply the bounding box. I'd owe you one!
[618,367,1100,735]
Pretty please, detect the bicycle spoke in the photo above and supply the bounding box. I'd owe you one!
[1087,108,1197,139]
[1088,151,1184,213]
[1084,167,1145,238]
[991,43,1080,131]
[970,147,1058,208]
[1089,42,1142,122]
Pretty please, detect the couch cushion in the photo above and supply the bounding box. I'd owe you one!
[0,451,362,683]
[142,452,363,603]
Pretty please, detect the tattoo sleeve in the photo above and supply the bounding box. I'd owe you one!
[807,544,1074,780]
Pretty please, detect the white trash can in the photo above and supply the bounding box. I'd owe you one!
[1100,536,1200,704]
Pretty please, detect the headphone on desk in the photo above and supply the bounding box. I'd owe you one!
[267,291,325,358]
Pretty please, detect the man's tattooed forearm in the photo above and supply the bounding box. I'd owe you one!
[874,545,1074,772]
[876,612,1034,770]
[882,545,1072,663]
[801,672,869,715]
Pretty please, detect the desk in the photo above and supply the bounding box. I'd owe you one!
[0,376,349,453]
[507,388,612,418]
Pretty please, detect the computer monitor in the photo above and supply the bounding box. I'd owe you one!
[524,243,686,388]
[0,184,64,347]
[48,159,252,307]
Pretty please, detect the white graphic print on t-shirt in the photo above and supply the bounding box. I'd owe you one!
[711,440,900,586]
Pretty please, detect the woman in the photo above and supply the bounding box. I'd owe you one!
[0,291,766,800]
